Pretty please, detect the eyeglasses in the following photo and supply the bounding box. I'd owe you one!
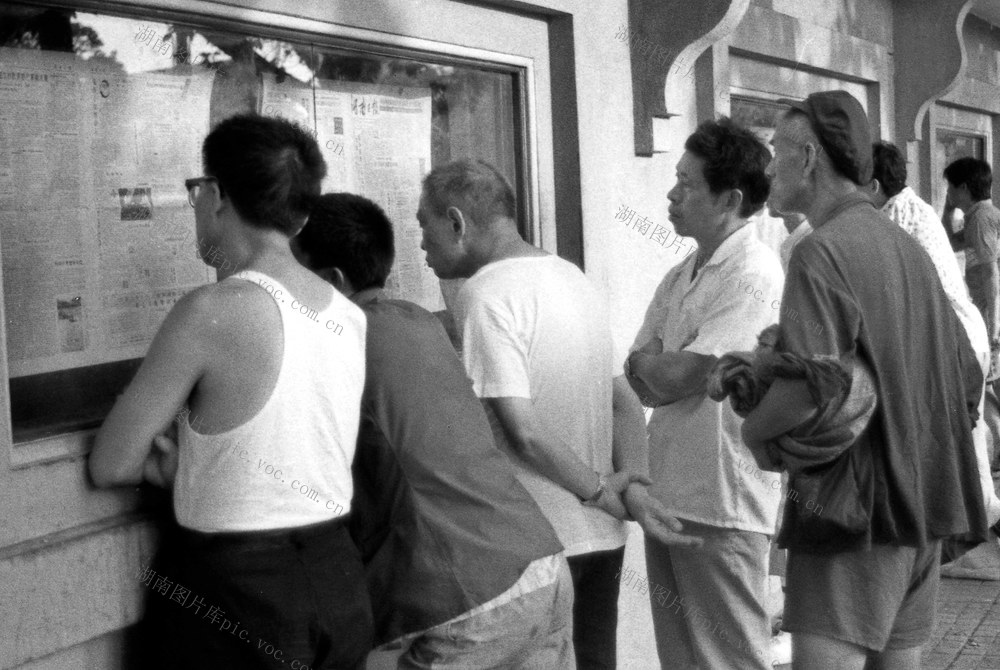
[184,176,219,207]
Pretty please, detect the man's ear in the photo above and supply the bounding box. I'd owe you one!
[869,178,881,195]
[327,267,350,293]
[446,206,467,238]
[803,142,822,176]
[724,189,745,215]
[209,180,227,216]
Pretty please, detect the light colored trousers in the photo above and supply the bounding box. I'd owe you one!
[645,525,772,670]
[396,554,575,670]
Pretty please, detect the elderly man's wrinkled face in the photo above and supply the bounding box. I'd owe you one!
[766,116,811,216]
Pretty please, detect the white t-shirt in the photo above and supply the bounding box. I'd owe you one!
[455,255,627,557]
[632,225,783,535]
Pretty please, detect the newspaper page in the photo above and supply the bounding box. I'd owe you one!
[344,83,439,311]
[314,87,354,192]
[0,47,215,377]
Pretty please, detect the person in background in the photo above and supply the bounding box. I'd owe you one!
[90,115,372,670]
[417,159,700,670]
[945,156,1000,474]
[753,90,986,669]
[771,204,811,274]
[871,141,1000,530]
[625,117,782,670]
[292,192,574,669]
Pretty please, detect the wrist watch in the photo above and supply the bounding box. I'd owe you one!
[582,473,607,506]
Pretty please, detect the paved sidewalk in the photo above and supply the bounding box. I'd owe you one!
[617,522,1000,669]
[923,577,1000,670]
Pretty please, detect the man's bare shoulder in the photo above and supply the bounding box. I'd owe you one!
[164,279,277,339]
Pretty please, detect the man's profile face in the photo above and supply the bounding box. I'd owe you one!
[666,151,726,240]
[766,117,808,215]
[417,192,465,279]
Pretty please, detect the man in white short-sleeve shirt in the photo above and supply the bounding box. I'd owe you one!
[626,119,782,670]
[417,159,700,669]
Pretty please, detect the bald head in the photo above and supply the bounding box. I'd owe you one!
[421,159,516,230]
[418,159,533,279]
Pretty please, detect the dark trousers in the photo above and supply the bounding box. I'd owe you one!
[142,517,373,670]
[566,545,625,669]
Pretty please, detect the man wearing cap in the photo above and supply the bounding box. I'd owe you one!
[748,91,987,668]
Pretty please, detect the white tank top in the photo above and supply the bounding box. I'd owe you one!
[173,270,366,532]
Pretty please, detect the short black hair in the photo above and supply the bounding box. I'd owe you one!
[944,157,993,201]
[295,193,395,290]
[871,141,907,198]
[684,117,770,218]
[203,114,326,235]
[421,159,516,227]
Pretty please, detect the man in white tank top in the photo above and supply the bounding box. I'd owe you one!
[90,115,371,670]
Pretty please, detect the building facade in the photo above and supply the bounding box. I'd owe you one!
[0,0,997,667]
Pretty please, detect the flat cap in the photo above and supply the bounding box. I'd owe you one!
[781,91,873,186]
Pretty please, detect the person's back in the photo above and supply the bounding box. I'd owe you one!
[871,142,1000,530]
[355,298,566,640]
[173,268,365,531]
[455,254,626,555]
[782,202,985,547]
[91,115,373,670]
[293,192,575,669]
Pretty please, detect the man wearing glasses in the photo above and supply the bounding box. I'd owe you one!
[90,114,371,669]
